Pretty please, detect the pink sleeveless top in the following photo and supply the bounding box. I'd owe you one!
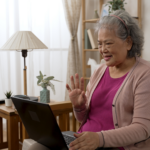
[79,67,128,150]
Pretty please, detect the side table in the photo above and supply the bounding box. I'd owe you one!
[0,104,20,150]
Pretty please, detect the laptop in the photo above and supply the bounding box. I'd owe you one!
[11,96,76,150]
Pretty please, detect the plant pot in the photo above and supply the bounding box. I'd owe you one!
[40,87,50,103]
[5,98,12,107]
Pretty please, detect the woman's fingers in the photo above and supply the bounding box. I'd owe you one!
[66,84,71,92]
[81,91,86,101]
[75,73,79,89]
[69,89,82,99]
[69,74,84,91]
[77,91,86,106]
[70,133,85,147]
[69,132,100,150]
[70,76,75,89]
[80,77,84,91]
[69,133,89,150]
[74,133,84,138]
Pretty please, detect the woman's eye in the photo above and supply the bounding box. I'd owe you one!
[106,43,111,45]
[98,44,101,48]
[98,45,102,48]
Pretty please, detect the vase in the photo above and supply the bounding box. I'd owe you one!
[40,87,50,103]
[5,98,12,107]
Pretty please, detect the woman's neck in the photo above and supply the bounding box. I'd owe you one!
[109,57,136,78]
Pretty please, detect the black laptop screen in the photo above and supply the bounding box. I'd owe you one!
[11,96,68,150]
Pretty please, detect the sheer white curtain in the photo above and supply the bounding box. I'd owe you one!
[0,0,70,101]
[62,0,82,101]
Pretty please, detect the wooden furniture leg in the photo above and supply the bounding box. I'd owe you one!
[59,114,67,131]
[0,117,7,149]
[0,117,3,143]
[22,124,29,141]
[66,113,70,131]
[72,112,76,132]
[7,115,19,150]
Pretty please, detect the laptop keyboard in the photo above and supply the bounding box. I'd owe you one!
[63,134,76,145]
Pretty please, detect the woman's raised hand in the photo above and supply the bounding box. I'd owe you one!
[66,74,87,109]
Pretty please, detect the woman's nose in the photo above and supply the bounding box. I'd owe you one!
[101,44,107,53]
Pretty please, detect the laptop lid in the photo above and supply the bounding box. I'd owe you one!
[11,96,68,150]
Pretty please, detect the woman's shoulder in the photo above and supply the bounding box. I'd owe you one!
[136,57,150,73]
[131,57,150,82]
[96,63,107,71]
[138,57,150,67]
[86,64,107,93]
[90,63,107,81]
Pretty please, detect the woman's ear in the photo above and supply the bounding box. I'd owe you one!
[126,36,133,51]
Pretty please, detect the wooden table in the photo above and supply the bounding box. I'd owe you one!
[0,104,20,150]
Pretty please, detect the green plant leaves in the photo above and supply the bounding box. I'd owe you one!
[36,71,44,84]
[105,0,127,14]
[42,79,48,84]
[45,76,54,81]
[36,76,42,80]
[48,81,55,95]
[4,91,12,99]
[52,79,62,82]
[40,71,43,77]
[38,83,47,88]
[36,71,61,95]
[37,79,41,84]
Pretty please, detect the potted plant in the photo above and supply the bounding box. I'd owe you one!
[36,71,61,103]
[4,91,13,107]
[105,0,127,14]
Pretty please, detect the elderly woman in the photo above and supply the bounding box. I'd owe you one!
[28,10,149,150]
[66,10,150,150]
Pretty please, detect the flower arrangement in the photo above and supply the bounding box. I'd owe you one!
[36,71,60,94]
[105,0,127,14]
[5,91,12,99]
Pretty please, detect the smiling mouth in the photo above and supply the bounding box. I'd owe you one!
[103,55,112,61]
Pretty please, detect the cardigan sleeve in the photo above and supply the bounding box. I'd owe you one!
[97,70,150,147]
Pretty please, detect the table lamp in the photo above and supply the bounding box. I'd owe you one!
[0,31,48,95]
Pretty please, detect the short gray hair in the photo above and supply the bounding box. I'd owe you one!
[96,10,144,58]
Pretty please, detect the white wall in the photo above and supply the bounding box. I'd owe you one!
[141,0,150,60]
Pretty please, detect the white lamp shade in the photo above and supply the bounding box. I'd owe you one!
[1,31,48,50]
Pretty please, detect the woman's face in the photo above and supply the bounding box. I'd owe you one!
[98,28,132,67]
